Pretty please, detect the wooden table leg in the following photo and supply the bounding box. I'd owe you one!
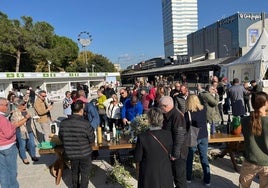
[229,151,239,172]
[216,142,240,172]
[50,149,65,185]
[56,159,64,185]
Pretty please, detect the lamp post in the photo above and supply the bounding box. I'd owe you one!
[47,60,52,76]
[92,64,95,73]
[78,31,92,72]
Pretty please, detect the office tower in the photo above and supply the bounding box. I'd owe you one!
[161,0,198,58]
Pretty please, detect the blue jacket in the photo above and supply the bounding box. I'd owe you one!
[85,102,100,129]
[121,98,143,122]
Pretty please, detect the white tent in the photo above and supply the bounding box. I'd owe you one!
[223,28,268,83]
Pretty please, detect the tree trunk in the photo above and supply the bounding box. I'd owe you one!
[15,50,21,72]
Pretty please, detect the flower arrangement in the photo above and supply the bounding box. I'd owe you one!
[123,114,150,143]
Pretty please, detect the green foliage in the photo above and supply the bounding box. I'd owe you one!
[0,11,115,72]
[66,51,116,72]
[123,114,150,143]
[106,156,133,188]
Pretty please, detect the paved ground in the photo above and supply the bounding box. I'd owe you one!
[16,101,260,188]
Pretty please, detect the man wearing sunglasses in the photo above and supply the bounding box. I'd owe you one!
[34,90,53,141]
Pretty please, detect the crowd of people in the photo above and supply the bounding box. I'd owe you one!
[58,77,266,188]
[0,76,267,188]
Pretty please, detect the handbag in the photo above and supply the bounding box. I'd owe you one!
[98,108,106,115]
[186,111,200,147]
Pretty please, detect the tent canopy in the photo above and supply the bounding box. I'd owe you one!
[224,28,268,82]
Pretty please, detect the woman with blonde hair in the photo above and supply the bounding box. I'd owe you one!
[184,94,210,186]
[103,94,123,131]
[239,91,268,188]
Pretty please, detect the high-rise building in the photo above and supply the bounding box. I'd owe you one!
[161,0,198,58]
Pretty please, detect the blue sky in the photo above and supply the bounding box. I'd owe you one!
[1,0,267,68]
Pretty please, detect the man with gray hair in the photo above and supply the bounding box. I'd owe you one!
[159,96,187,188]
[228,78,248,117]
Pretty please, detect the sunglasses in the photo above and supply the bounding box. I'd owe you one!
[40,95,47,97]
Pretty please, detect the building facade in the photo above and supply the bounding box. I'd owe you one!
[161,0,198,58]
[188,12,268,60]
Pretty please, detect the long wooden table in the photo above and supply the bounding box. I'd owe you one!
[208,133,244,172]
[39,133,244,185]
[39,136,134,185]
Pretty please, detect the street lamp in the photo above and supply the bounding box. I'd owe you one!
[78,31,92,72]
[47,60,52,75]
[92,64,95,73]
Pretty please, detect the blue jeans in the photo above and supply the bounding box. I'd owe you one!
[0,144,19,188]
[16,130,36,160]
[186,137,210,184]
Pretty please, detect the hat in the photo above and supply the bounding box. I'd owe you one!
[250,80,256,84]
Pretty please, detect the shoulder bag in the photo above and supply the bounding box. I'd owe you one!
[148,131,169,156]
[186,111,200,147]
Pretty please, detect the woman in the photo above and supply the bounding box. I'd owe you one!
[63,91,73,118]
[11,99,38,164]
[154,84,166,107]
[134,107,173,188]
[103,94,123,131]
[184,94,210,186]
[96,89,108,130]
[70,90,78,103]
[239,91,268,188]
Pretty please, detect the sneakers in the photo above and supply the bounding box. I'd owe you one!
[186,180,191,183]
[205,183,211,187]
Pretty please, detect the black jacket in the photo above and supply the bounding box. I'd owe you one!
[174,93,187,114]
[59,114,95,159]
[162,107,187,159]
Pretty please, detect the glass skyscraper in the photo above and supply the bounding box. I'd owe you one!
[161,0,198,58]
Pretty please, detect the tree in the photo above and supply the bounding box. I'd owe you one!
[0,12,79,72]
[66,51,116,72]
[0,11,114,73]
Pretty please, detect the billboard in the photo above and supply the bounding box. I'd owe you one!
[248,29,259,47]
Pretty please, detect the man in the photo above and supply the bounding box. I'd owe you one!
[34,90,53,141]
[85,99,100,129]
[228,78,248,117]
[250,80,262,93]
[199,84,221,135]
[170,81,181,98]
[103,83,116,99]
[28,87,36,107]
[119,88,130,104]
[0,97,19,188]
[159,96,187,188]
[121,95,143,125]
[0,97,30,188]
[140,89,151,114]
[59,100,95,188]
[174,84,188,114]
